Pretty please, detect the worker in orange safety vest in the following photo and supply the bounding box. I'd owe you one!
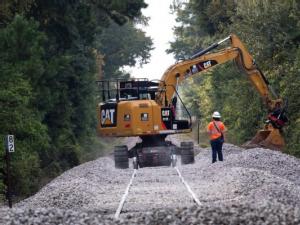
[207,111,227,163]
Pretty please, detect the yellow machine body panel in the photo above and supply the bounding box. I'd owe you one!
[97,99,191,137]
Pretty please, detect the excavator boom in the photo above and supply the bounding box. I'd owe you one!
[156,34,287,150]
[158,34,281,111]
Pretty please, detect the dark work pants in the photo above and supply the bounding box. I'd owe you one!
[210,138,223,163]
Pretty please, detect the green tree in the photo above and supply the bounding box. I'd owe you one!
[170,0,300,155]
[0,0,152,199]
[97,20,153,79]
[0,15,48,197]
[19,0,151,174]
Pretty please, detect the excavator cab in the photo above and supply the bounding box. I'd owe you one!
[96,78,192,138]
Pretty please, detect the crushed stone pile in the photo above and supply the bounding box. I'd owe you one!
[1,202,299,225]
[0,140,299,224]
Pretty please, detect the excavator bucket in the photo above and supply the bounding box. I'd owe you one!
[243,127,285,151]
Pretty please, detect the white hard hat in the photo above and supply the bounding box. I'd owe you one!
[212,111,221,118]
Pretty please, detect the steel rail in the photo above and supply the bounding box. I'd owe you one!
[114,169,137,219]
[175,167,202,206]
[114,165,201,219]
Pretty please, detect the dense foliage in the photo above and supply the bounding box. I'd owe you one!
[170,0,300,155]
[0,0,152,200]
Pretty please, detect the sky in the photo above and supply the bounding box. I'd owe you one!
[124,0,178,80]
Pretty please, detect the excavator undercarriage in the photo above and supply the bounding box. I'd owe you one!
[114,135,195,169]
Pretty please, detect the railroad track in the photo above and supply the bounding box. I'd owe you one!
[114,166,201,219]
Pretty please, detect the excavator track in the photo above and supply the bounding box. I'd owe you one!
[114,139,195,169]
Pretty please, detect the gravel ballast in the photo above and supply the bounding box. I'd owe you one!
[0,137,300,224]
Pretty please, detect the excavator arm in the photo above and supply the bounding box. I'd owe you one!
[159,34,282,111]
[157,34,288,150]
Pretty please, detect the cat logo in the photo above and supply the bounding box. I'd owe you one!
[101,108,116,126]
[203,60,212,69]
[162,109,170,116]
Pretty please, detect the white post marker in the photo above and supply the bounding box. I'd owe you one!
[4,134,14,208]
[6,135,15,153]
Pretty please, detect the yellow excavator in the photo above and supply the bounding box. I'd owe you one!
[97,34,288,169]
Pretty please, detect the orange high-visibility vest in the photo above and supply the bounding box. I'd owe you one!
[207,121,225,140]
